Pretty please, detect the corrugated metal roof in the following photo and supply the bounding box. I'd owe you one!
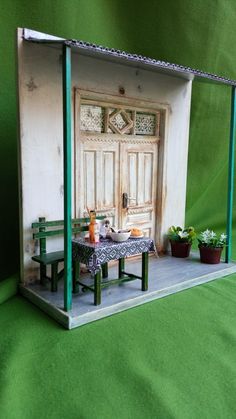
[23,28,236,87]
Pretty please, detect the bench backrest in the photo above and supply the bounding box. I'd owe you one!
[32,216,106,255]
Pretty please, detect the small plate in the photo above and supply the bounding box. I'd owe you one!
[130,234,144,239]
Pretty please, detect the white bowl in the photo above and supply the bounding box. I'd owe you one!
[110,231,131,242]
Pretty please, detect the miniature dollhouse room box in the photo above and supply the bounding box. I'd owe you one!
[17,28,236,329]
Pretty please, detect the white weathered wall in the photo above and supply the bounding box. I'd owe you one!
[18,36,192,283]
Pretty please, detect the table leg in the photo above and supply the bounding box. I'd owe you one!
[94,269,101,305]
[119,258,125,279]
[102,262,108,278]
[142,252,149,291]
[72,260,80,294]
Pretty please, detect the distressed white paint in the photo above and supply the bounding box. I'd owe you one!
[23,28,64,42]
[120,141,157,235]
[78,136,120,226]
[17,29,192,284]
[76,98,159,236]
[72,56,192,248]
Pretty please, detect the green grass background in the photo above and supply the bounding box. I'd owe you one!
[1,275,236,419]
[1,0,236,281]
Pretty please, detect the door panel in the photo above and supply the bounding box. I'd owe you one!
[120,142,157,238]
[83,150,96,209]
[76,98,160,241]
[144,153,153,203]
[78,138,119,226]
[128,153,138,205]
[103,151,115,207]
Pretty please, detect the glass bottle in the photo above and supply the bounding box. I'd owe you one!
[89,210,100,243]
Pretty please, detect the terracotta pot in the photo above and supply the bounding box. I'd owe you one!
[199,246,223,264]
[170,240,191,258]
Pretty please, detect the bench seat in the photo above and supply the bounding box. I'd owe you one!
[31,216,107,293]
[32,251,64,265]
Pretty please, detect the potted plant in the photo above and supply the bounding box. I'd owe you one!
[198,230,227,264]
[168,226,196,258]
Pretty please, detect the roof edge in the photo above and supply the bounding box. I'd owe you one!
[23,28,64,42]
[22,28,236,87]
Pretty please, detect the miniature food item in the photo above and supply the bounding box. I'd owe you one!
[130,228,142,237]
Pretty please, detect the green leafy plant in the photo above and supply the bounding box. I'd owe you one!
[168,226,196,244]
[198,229,227,248]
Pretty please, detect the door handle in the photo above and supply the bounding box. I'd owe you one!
[122,192,128,209]
[122,193,136,208]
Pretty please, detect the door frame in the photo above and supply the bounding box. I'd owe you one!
[74,88,169,248]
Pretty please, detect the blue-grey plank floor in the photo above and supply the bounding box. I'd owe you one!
[20,253,236,329]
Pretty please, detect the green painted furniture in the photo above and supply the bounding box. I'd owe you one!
[32,216,107,292]
[72,237,155,305]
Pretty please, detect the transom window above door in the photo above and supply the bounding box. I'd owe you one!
[80,103,160,136]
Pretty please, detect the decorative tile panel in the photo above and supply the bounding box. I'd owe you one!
[80,104,158,137]
[135,113,156,135]
[112,112,127,130]
[80,105,104,132]
[109,109,133,134]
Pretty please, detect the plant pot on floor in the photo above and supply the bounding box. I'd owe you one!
[170,241,191,258]
[199,246,223,264]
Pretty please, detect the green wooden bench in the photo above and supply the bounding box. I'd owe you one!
[31,216,106,292]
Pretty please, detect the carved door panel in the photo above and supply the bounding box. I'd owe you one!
[76,98,160,239]
[120,142,158,237]
[78,138,119,227]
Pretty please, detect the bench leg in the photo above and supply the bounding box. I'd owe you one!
[119,258,125,279]
[40,264,47,285]
[51,262,58,292]
[94,270,101,305]
[101,262,108,279]
[73,260,80,294]
[142,252,149,291]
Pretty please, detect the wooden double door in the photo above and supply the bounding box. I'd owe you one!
[76,98,160,239]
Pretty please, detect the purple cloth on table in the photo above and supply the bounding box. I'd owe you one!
[72,237,155,274]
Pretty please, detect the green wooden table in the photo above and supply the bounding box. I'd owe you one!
[72,237,155,305]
